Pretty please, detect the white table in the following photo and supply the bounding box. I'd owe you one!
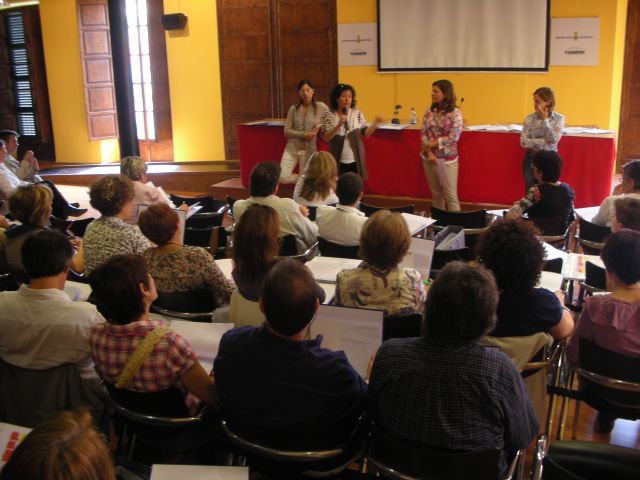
[151,465,248,480]
[167,321,234,373]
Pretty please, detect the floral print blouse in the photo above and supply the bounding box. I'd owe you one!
[520,111,565,151]
[333,263,426,318]
[420,107,463,161]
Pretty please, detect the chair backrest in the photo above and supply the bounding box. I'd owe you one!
[170,194,225,214]
[526,216,566,236]
[225,195,237,221]
[185,211,224,229]
[367,424,501,480]
[430,207,488,229]
[210,226,230,258]
[104,382,191,420]
[0,359,85,427]
[359,202,415,217]
[229,290,264,327]
[0,272,19,292]
[584,261,606,291]
[543,257,564,274]
[317,237,360,259]
[49,215,72,235]
[382,313,422,341]
[307,205,318,221]
[151,289,216,321]
[184,226,214,248]
[431,247,473,274]
[278,234,298,256]
[578,217,611,244]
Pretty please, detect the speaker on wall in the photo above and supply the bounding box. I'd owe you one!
[161,13,187,31]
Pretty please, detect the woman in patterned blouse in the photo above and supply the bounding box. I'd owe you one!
[520,87,565,193]
[138,203,233,307]
[334,210,425,318]
[420,79,463,212]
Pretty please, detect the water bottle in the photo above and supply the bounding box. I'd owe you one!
[409,107,417,125]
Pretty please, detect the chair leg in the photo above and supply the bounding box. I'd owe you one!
[557,369,576,440]
[127,432,137,460]
[572,400,581,439]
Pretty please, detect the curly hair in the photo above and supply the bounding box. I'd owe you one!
[477,218,545,294]
[329,83,357,110]
[89,175,134,216]
[359,210,411,270]
[300,151,337,202]
[8,184,52,226]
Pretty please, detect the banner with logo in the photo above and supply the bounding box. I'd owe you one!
[338,23,377,66]
[550,17,599,66]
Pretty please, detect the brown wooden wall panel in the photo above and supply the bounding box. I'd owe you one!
[87,86,115,111]
[82,30,111,55]
[88,113,117,138]
[78,3,107,26]
[84,58,113,83]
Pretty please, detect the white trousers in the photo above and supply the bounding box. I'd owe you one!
[279,150,308,184]
[422,157,460,211]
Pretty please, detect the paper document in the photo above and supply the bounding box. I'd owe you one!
[151,465,248,480]
[305,256,362,283]
[401,212,436,236]
[399,237,435,280]
[538,271,564,292]
[562,253,604,281]
[0,423,31,468]
[377,122,409,130]
[168,321,235,373]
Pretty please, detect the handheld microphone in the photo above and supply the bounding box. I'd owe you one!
[342,107,347,115]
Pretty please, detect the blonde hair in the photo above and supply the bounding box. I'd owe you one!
[120,155,148,181]
[359,210,411,270]
[8,184,53,226]
[300,151,337,202]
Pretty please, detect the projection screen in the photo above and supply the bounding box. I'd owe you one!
[378,0,549,71]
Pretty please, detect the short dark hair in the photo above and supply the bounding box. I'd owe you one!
[22,229,73,279]
[329,83,357,110]
[533,87,556,113]
[622,159,640,190]
[0,129,18,142]
[601,229,640,285]
[89,175,134,216]
[250,162,281,197]
[477,218,544,294]
[336,172,363,205]
[614,196,640,231]
[262,258,319,336]
[422,262,498,343]
[138,203,179,245]
[89,254,150,325]
[532,150,563,182]
[359,210,410,270]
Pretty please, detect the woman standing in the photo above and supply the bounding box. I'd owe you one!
[321,83,382,178]
[420,80,463,212]
[279,80,328,184]
[520,87,565,193]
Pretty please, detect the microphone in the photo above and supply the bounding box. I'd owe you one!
[342,107,347,115]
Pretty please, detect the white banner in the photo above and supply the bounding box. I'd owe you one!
[550,17,599,66]
[338,22,377,66]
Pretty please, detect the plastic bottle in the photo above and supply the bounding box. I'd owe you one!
[409,107,417,125]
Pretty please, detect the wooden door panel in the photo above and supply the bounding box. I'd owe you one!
[618,0,640,166]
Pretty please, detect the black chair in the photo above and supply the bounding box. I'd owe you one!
[183,226,214,249]
[573,217,610,255]
[151,288,216,322]
[543,257,563,274]
[317,237,359,259]
[532,435,640,480]
[50,216,95,238]
[525,216,570,249]
[307,205,318,221]
[169,194,226,214]
[382,313,422,341]
[0,272,19,292]
[365,424,523,480]
[359,202,415,216]
[210,226,231,259]
[575,261,607,310]
[226,195,237,221]
[430,207,488,229]
[278,234,298,256]
[185,211,224,229]
[430,247,473,277]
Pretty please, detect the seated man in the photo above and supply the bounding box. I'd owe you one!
[368,261,538,476]
[0,230,106,421]
[233,161,318,253]
[214,258,367,450]
[316,172,367,246]
[612,196,640,232]
[0,129,41,182]
[592,159,640,227]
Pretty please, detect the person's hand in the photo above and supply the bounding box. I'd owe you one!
[304,125,320,140]
[69,237,82,249]
[23,150,39,171]
[427,151,437,164]
[0,215,9,229]
[298,204,309,217]
[535,103,549,120]
[372,115,384,125]
[555,289,566,306]
[178,203,189,212]
[338,113,347,126]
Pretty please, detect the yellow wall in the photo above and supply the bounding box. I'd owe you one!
[337,0,628,130]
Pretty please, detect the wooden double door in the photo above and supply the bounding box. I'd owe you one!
[217,0,337,160]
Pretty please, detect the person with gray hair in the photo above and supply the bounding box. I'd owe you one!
[119,155,178,224]
[592,159,640,227]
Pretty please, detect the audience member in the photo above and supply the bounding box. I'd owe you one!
[316,172,367,246]
[0,129,40,182]
[0,409,115,480]
[477,218,573,338]
[334,210,425,317]
[368,262,538,475]
[292,151,339,206]
[566,229,640,432]
[0,185,83,279]
[0,230,105,418]
[214,259,366,450]
[89,254,216,412]
[139,203,233,306]
[82,176,151,274]
[233,162,318,253]
[611,196,640,232]
[507,150,575,231]
[120,155,182,224]
[592,159,640,227]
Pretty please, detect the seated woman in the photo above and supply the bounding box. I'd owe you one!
[507,150,575,231]
[138,203,233,307]
[120,155,182,224]
[82,176,151,274]
[232,204,325,302]
[88,254,216,412]
[368,262,538,476]
[292,151,339,207]
[0,409,115,480]
[477,218,573,339]
[0,184,83,279]
[566,229,640,432]
[334,210,425,317]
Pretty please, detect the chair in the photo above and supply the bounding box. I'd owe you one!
[532,435,640,480]
[359,202,415,216]
[151,289,216,322]
[317,237,360,259]
[543,257,563,274]
[365,424,523,480]
[430,247,473,277]
[225,195,237,221]
[575,261,607,311]
[573,217,610,255]
[277,234,318,262]
[0,272,18,292]
[525,216,570,249]
[228,291,264,327]
[210,226,231,258]
[169,193,226,214]
[382,313,422,341]
[307,205,318,221]
[185,211,224,229]
[184,226,214,249]
[430,207,488,229]
[50,215,95,239]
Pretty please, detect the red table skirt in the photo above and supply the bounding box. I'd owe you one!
[237,125,615,208]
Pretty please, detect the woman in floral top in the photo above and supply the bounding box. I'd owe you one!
[420,80,463,212]
[334,210,425,318]
[138,203,233,307]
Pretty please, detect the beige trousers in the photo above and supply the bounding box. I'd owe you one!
[279,150,308,184]
[422,157,460,211]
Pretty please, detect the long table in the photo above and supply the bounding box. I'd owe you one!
[236,123,615,208]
